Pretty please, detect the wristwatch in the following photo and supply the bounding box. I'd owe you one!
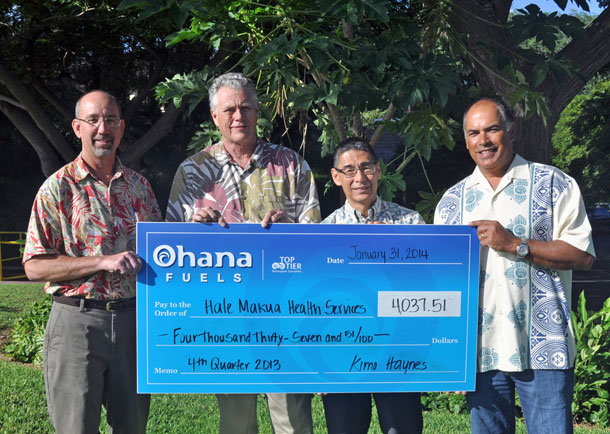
[516,239,529,258]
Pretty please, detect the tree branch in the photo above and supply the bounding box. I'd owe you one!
[547,7,610,112]
[0,93,25,109]
[370,102,396,148]
[120,102,181,167]
[30,76,71,121]
[0,57,76,163]
[297,48,347,141]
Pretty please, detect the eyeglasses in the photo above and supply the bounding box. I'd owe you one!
[334,163,377,178]
[76,117,123,128]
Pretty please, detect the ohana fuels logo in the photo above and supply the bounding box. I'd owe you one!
[152,244,252,284]
[271,256,303,273]
[153,245,252,268]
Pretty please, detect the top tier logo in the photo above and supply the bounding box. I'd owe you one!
[153,245,253,269]
[271,256,302,273]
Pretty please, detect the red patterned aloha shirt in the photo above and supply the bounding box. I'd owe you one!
[23,154,161,300]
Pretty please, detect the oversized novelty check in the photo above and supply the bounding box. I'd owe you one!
[136,223,479,393]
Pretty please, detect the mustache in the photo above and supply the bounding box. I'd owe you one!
[93,135,113,141]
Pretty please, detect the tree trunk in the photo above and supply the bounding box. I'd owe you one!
[512,109,551,163]
[446,1,610,164]
[0,101,63,176]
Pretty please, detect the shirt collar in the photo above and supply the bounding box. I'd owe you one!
[465,153,529,190]
[343,196,381,222]
[73,153,126,183]
[213,138,265,169]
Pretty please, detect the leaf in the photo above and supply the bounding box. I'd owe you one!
[531,65,548,88]
[288,84,316,110]
[117,0,169,21]
[364,0,389,23]
[377,159,406,202]
[170,3,188,28]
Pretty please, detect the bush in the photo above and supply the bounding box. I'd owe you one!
[421,391,468,414]
[571,293,610,427]
[4,296,52,366]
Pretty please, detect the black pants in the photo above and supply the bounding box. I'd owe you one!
[322,392,423,434]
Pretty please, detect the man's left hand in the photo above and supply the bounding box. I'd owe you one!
[469,220,519,254]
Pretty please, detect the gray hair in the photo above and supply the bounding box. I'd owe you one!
[463,97,512,136]
[74,90,121,118]
[333,137,378,168]
[208,72,258,111]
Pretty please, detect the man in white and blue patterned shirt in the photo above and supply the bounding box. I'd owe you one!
[321,138,424,434]
[434,98,595,434]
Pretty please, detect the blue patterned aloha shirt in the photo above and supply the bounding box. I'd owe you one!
[323,196,425,225]
[434,154,595,372]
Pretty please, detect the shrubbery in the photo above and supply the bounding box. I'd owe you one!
[571,293,610,427]
[421,391,467,413]
[3,293,609,427]
[4,296,51,366]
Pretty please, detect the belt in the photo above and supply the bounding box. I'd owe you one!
[52,295,136,312]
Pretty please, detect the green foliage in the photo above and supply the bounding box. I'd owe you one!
[120,0,462,208]
[392,107,455,164]
[4,297,52,366]
[552,79,610,204]
[156,68,214,115]
[421,392,468,414]
[416,190,446,224]
[377,159,406,203]
[512,4,587,54]
[571,293,610,427]
[102,0,606,216]
[186,121,222,153]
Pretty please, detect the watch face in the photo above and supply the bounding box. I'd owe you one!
[517,242,529,257]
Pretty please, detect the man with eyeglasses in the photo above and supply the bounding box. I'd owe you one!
[23,90,160,433]
[321,137,424,434]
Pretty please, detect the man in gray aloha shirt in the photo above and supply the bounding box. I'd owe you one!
[166,72,320,434]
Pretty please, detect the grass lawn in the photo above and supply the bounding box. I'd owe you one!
[0,283,607,433]
[0,282,46,348]
[0,358,476,433]
[0,283,46,330]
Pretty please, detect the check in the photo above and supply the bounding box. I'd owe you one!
[136,222,480,393]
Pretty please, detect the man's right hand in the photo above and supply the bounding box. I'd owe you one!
[193,206,227,227]
[25,251,144,282]
[102,251,143,275]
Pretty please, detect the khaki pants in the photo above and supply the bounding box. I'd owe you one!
[216,393,313,434]
[44,301,150,434]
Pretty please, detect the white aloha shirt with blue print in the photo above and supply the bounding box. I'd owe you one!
[434,154,595,372]
[322,196,425,225]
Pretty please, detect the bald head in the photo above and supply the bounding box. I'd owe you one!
[75,90,121,119]
[463,98,512,137]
